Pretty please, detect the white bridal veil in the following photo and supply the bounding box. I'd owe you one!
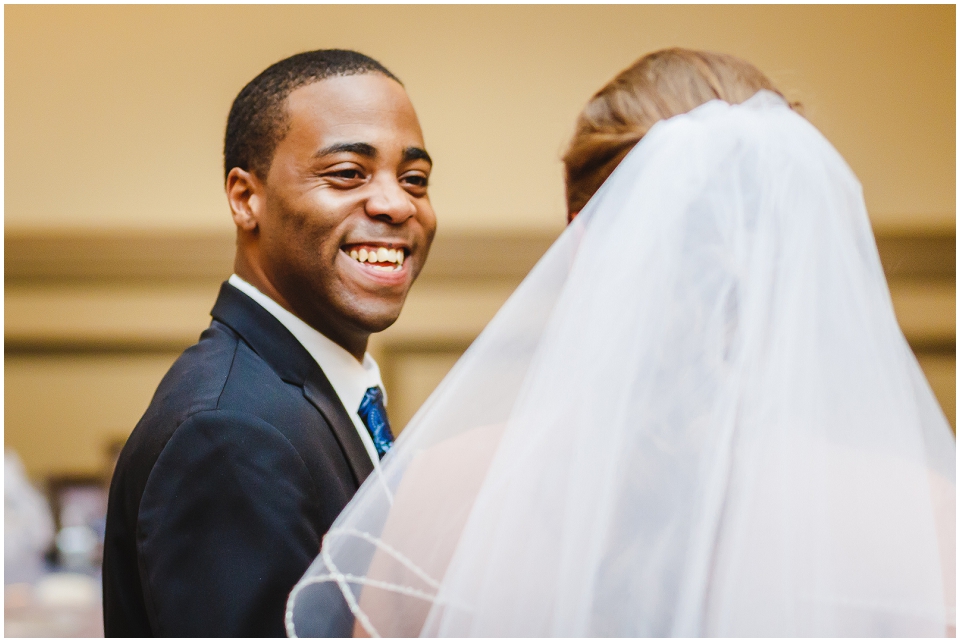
[286,91,956,637]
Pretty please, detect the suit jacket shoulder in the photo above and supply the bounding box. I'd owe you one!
[103,282,373,637]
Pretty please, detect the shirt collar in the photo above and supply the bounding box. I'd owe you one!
[227,274,385,415]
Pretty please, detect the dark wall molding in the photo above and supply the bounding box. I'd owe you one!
[6,232,237,283]
[875,233,956,281]
[4,231,562,285]
[5,228,954,284]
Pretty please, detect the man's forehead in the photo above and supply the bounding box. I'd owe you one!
[283,75,421,140]
[285,74,409,115]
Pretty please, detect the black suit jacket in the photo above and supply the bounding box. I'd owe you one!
[102,282,374,637]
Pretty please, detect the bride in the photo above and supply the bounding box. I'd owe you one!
[286,48,956,637]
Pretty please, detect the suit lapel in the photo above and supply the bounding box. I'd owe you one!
[302,375,374,487]
[210,282,374,487]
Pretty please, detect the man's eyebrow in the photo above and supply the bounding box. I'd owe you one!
[403,146,432,166]
[314,142,377,159]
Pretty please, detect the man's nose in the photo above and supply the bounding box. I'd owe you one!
[364,175,417,224]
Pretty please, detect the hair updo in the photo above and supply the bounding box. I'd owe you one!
[562,48,792,218]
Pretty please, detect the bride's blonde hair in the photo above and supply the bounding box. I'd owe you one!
[563,48,793,217]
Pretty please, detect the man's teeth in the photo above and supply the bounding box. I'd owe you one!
[348,247,405,271]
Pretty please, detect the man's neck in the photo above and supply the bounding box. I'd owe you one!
[232,261,368,362]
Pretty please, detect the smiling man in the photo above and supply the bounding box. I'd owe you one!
[102,50,436,637]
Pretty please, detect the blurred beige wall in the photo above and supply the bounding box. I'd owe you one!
[5,5,955,480]
[6,4,955,235]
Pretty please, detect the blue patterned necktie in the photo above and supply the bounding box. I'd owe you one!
[357,386,394,459]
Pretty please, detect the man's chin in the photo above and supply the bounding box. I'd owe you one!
[354,308,404,335]
[339,294,407,335]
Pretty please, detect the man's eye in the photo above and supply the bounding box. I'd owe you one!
[330,169,363,180]
[403,174,428,188]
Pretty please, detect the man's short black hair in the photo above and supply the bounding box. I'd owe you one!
[223,49,401,182]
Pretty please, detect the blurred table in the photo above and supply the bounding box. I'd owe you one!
[5,573,103,637]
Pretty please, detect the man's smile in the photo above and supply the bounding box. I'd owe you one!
[339,242,411,282]
[342,243,407,271]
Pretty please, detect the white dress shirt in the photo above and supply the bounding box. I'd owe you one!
[228,274,383,467]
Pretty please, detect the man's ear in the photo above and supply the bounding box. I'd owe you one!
[226,167,264,233]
